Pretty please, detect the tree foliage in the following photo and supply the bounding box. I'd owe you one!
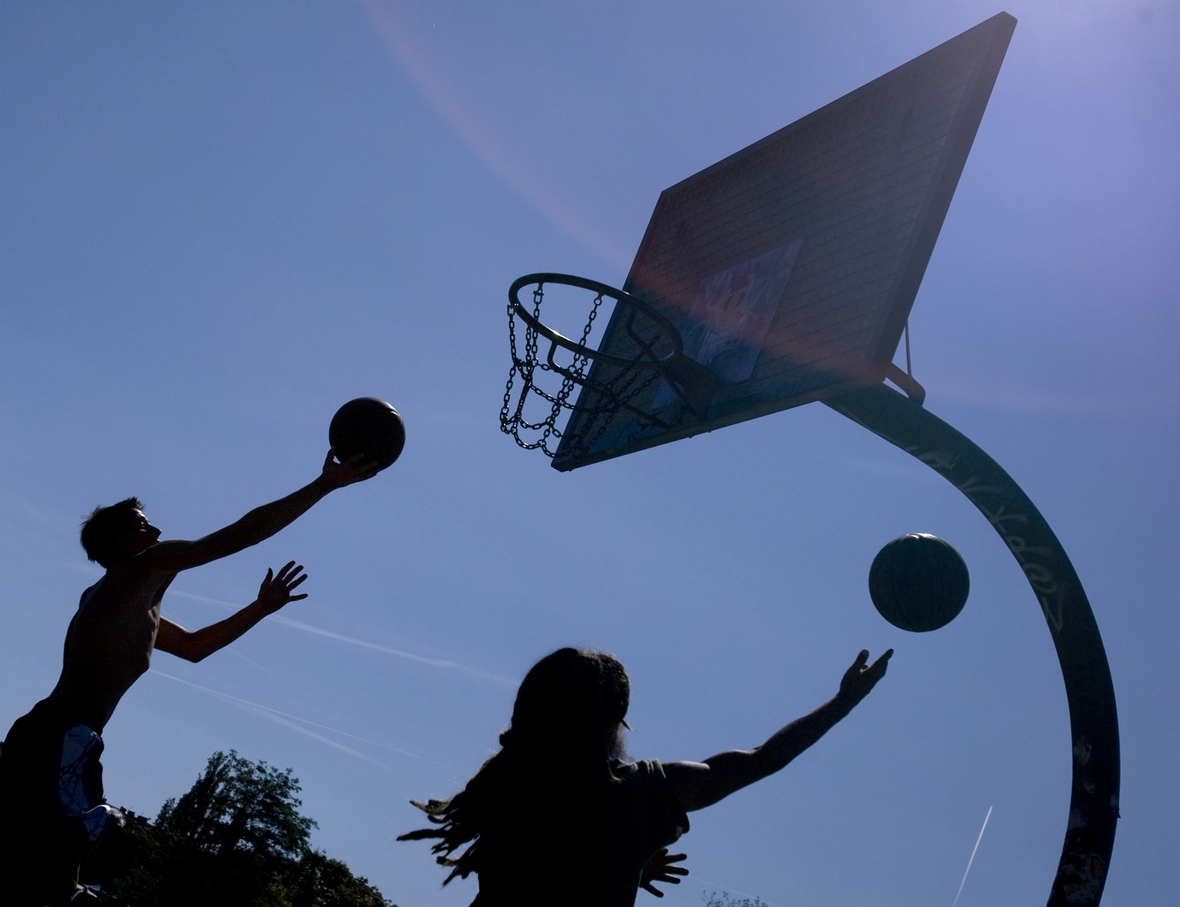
[703,892,770,907]
[156,750,315,861]
[83,751,393,907]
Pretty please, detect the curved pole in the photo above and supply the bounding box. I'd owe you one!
[824,383,1119,907]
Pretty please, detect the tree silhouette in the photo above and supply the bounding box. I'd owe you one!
[156,750,315,860]
[84,751,392,907]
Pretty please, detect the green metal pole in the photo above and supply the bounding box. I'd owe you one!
[825,383,1119,907]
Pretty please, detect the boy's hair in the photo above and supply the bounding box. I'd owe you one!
[80,497,145,568]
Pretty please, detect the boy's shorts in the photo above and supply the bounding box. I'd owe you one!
[0,697,123,905]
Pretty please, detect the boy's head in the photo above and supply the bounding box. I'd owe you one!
[80,497,158,567]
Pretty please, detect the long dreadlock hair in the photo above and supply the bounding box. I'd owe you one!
[398,648,631,886]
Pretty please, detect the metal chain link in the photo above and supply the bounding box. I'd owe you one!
[500,279,671,459]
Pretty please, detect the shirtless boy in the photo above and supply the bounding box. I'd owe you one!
[0,452,374,905]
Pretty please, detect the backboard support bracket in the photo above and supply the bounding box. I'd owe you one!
[884,362,927,405]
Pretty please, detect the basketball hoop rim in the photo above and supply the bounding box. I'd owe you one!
[508,272,684,370]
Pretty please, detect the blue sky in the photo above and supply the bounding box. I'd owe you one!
[2,2,1177,905]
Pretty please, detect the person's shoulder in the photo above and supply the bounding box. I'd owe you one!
[110,541,188,578]
[611,759,668,781]
[85,553,175,604]
[79,579,103,605]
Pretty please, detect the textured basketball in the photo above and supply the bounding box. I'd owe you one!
[869,533,970,632]
[328,398,405,472]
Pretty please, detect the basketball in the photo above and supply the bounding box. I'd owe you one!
[329,398,406,472]
[869,533,970,632]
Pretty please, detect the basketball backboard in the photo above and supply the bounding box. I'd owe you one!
[547,12,1015,470]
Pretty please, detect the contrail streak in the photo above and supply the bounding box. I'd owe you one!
[149,670,454,771]
[168,589,513,684]
[270,615,513,684]
[952,805,993,907]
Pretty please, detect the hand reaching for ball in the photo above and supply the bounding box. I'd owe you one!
[328,398,406,473]
[837,648,893,706]
[321,450,380,488]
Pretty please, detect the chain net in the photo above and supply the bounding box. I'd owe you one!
[500,281,667,460]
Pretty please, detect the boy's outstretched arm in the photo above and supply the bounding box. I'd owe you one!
[155,562,308,662]
[140,452,376,574]
[665,649,892,812]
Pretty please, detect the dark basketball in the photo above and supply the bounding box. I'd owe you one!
[329,398,406,472]
[869,533,970,632]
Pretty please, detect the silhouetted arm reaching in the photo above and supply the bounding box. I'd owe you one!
[665,649,892,812]
[155,562,309,662]
[137,452,376,575]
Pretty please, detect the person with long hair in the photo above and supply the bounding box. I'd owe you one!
[401,645,892,906]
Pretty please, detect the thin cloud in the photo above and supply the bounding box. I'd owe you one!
[951,805,993,907]
[270,615,514,685]
[149,670,453,771]
[169,589,513,685]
